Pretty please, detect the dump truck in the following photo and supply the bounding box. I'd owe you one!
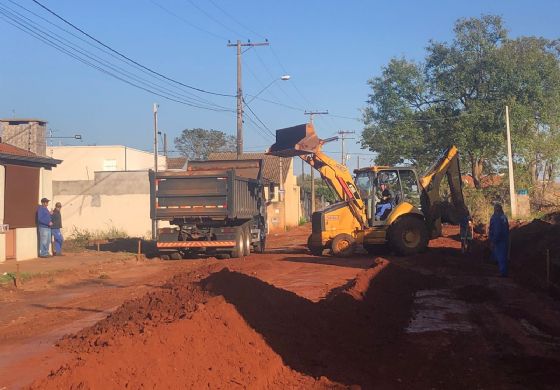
[149,159,267,259]
[268,123,469,256]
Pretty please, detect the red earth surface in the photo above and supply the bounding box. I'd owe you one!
[1,224,559,389]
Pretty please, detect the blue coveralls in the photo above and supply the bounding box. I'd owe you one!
[489,212,509,277]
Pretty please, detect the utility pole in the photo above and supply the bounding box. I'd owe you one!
[227,40,270,156]
[152,103,159,240]
[337,130,355,165]
[505,105,517,218]
[357,155,360,169]
[163,133,168,158]
[304,110,328,213]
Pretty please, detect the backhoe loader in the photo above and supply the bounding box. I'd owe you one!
[268,123,469,256]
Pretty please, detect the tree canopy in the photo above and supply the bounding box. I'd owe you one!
[174,128,236,160]
[362,15,560,189]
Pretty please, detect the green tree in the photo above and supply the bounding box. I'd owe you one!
[362,15,560,190]
[174,128,236,160]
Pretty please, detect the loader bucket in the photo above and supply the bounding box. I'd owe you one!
[267,123,322,157]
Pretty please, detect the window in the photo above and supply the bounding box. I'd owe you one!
[103,159,117,171]
[398,169,421,208]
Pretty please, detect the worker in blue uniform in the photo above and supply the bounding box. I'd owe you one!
[489,203,509,277]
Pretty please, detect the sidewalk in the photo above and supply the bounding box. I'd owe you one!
[0,251,137,280]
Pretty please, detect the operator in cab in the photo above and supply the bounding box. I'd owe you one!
[375,182,395,220]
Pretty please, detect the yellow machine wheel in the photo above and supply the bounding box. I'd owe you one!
[331,233,356,257]
[389,216,428,256]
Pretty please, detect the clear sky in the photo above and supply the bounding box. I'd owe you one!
[1,0,559,173]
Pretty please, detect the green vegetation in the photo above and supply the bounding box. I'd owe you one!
[68,226,129,249]
[362,15,560,212]
[174,128,236,160]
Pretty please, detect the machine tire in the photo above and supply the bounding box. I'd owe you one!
[243,226,251,256]
[388,216,428,256]
[331,233,356,257]
[231,227,245,258]
[307,235,324,256]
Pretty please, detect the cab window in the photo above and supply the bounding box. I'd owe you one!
[398,169,420,208]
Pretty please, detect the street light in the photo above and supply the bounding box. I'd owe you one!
[246,75,290,104]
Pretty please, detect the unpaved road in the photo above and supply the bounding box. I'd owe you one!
[1,225,559,389]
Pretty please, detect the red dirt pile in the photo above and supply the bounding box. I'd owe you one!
[510,211,560,289]
[29,264,342,389]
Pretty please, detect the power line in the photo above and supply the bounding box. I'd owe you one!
[29,0,235,98]
[0,2,231,111]
[207,0,266,40]
[0,9,233,112]
[185,0,244,38]
[149,0,227,41]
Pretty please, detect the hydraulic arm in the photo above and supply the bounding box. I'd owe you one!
[268,123,366,229]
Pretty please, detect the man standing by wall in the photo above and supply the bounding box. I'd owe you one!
[51,202,64,256]
[37,198,52,258]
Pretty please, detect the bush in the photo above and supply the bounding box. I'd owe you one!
[68,226,129,249]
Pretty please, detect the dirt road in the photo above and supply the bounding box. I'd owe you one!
[1,225,559,389]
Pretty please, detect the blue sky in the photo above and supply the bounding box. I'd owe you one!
[1,0,559,172]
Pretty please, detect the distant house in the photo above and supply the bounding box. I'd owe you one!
[166,156,188,170]
[49,145,166,237]
[462,174,504,188]
[208,152,302,231]
[0,142,61,261]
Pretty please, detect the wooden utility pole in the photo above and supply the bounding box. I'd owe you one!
[304,110,328,213]
[505,106,517,218]
[163,133,168,158]
[227,40,270,156]
[337,130,355,165]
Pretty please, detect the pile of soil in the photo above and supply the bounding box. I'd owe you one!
[510,211,560,291]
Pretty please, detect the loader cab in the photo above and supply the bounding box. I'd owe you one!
[355,167,421,226]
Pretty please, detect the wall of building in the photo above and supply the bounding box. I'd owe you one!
[53,171,153,238]
[0,165,4,262]
[49,146,166,181]
[0,120,47,156]
[15,228,38,261]
[266,159,301,232]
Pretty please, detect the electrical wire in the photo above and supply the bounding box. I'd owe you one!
[0,10,233,112]
[184,0,244,38]
[29,0,236,97]
[207,0,266,40]
[4,0,230,109]
[0,3,232,111]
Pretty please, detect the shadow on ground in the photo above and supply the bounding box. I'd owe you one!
[201,264,441,388]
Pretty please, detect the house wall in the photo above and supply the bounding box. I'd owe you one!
[53,171,154,238]
[49,146,166,181]
[0,165,5,262]
[0,165,54,262]
[266,159,301,232]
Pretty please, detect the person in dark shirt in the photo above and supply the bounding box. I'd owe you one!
[375,183,395,220]
[37,197,52,258]
[51,202,64,256]
[489,203,510,277]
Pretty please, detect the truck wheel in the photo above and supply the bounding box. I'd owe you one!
[389,216,428,256]
[243,226,251,256]
[231,228,245,258]
[307,235,324,256]
[331,234,356,257]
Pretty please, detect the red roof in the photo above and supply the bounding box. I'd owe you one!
[0,143,38,157]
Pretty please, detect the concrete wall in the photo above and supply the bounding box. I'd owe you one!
[53,171,153,238]
[15,228,38,261]
[49,146,166,181]
[0,165,4,262]
[0,120,47,156]
[266,159,301,232]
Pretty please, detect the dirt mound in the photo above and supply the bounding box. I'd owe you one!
[510,217,560,291]
[30,264,341,389]
[542,211,560,225]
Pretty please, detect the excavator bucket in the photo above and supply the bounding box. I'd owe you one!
[267,123,322,157]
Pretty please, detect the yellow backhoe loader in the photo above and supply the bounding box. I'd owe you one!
[268,123,469,256]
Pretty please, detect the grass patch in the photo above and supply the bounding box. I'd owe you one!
[67,226,130,250]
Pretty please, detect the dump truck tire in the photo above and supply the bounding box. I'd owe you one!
[243,226,251,256]
[307,235,323,256]
[331,233,356,257]
[231,228,245,258]
[389,216,428,256]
